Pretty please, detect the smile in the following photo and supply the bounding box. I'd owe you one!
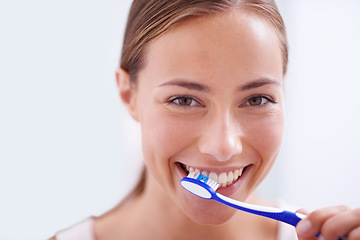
[178,163,247,188]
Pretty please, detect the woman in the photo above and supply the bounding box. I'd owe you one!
[52,0,360,239]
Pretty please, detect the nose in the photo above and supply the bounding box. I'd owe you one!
[198,112,242,162]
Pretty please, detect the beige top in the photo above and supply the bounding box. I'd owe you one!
[55,217,298,240]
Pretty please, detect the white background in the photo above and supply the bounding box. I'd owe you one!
[1,0,359,239]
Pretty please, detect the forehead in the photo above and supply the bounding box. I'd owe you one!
[140,10,283,84]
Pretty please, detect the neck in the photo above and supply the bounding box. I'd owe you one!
[133,172,240,240]
[96,172,278,240]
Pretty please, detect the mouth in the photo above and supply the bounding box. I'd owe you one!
[177,162,249,188]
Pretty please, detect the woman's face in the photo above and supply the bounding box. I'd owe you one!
[131,10,284,224]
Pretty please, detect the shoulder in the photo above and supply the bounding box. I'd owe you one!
[52,217,95,240]
[277,222,298,240]
[93,199,141,239]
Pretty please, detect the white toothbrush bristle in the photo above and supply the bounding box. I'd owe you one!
[188,172,196,178]
[187,173,220,191]
[208,179,220,191]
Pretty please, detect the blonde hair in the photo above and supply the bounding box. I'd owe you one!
[120,0,288,201]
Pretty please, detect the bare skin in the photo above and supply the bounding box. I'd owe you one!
[95,10,282,240]
[50,7,360,240]
[94,183,277,240]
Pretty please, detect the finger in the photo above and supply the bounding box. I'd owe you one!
[296,206,350,238]
[296,208,310,215]
[348,226,360,240]
[297,236,318,240]
[295,210,316,240]
[296,234,318,240]
[321,208,360,240]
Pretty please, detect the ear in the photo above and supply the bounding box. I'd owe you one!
[116,68,139,121]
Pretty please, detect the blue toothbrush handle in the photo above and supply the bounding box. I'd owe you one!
[213,193,347,240]
[249,209,303,227]
[214,192,304,227]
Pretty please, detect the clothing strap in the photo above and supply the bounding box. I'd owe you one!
[55,217,95,240]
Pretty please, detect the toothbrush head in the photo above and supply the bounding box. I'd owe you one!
[180,172,220,199]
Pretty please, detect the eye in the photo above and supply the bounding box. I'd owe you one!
[168,96,202,107]
[245,96,276,106]
[248,96,268,106]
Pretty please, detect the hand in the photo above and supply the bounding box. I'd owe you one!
[296,206,360,240]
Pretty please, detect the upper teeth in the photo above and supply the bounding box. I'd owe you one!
[185,165,244,188]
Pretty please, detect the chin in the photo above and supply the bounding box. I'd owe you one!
[180,193,237,225]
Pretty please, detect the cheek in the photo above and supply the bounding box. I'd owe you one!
[140,110,201,185]
[141,113,194,160]
[244,112,284,183]
[253,116,284,157]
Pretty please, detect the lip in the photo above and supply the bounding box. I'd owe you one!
[178,162,248,174]
[175,162,252,197]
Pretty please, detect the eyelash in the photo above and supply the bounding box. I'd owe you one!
[167,95,203,108]
[243,95,277,107]
[167,95,277,108]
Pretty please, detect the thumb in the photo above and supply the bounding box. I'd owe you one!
[296,209,317,240]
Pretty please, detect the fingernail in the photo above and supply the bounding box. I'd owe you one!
[318,235,324,240]
[296,219,312,234]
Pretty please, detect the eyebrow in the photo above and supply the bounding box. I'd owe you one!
[239,78,281,91]
[157,79,211,92]
[157,78,280,92]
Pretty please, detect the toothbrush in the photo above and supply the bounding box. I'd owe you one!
[181,172,346,240]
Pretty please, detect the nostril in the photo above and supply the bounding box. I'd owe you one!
[198,134,242,162]
[198,114,243,161]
